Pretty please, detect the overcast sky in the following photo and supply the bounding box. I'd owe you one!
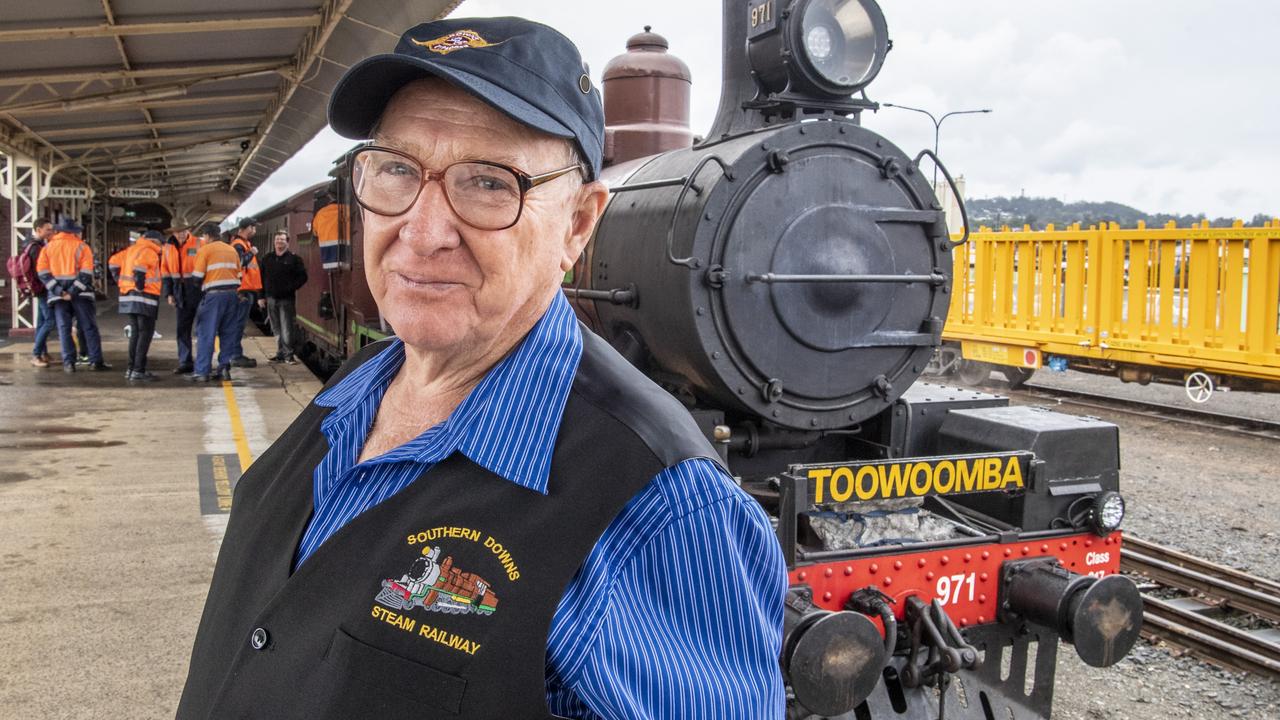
[234,0,1279,220]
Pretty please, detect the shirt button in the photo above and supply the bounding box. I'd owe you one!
[250,627,269,650]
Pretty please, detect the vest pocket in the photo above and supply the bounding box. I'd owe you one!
[310,627,467,716]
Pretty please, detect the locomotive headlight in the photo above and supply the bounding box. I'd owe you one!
[804,25,834,60]
[1089,492,1126,535]
[747,0,889,100]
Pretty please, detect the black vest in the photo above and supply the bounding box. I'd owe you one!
[177,331,719,719]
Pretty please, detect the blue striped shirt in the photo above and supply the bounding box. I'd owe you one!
[297,292,785,718]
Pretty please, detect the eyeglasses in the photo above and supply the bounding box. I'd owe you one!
[350,145,582,231]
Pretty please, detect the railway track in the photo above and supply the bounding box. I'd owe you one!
[1120,535,1280,679]
[1010,383,1280,441]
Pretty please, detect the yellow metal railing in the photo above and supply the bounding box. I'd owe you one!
[946,220,1280,378]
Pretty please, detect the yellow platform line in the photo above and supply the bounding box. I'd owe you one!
[221,380,254,471]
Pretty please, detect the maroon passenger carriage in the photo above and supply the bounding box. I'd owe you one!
[256,2,1145,717]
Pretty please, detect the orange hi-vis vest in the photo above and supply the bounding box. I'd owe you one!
[192,240,243,292]
[231,235,263,292]
[35,231,94,303]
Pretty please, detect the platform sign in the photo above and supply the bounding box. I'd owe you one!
[46,186,93,200]
[108,187,159,200]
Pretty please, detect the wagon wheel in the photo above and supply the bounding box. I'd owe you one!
[1184,371,1214,403]
[955,360,991,386]
[1002,366,1036,389]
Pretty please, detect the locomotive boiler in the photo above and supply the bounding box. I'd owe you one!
[269,1,1146,717]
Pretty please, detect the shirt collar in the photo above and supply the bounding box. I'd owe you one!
[315,292,583,494]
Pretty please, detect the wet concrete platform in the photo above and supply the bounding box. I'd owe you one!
[0,301,321,718]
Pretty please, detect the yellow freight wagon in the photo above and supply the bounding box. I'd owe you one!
[934,220,1280,402]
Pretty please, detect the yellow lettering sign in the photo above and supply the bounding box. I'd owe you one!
[805,455,1028,502]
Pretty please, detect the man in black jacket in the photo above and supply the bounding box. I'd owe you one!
[259,229,307,364]
[20,218,55,367]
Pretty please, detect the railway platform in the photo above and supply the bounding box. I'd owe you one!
[0,305,320,719]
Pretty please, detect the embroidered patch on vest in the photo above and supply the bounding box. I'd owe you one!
[411,29,495,55]
[369,527,523,656]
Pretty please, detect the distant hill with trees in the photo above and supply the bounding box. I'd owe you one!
[966,195,1274,230]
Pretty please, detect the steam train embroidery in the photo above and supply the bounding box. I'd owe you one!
[375,546,499,616]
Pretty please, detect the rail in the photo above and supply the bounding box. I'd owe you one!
[1121,535,1280,679]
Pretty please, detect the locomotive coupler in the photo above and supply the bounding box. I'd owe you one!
[998,558,1143,667]
[900,596,980,690]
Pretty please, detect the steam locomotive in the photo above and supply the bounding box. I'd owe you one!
[256,1,1144,717]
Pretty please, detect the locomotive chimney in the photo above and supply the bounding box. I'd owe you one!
[705,0,758,141]
[601,26,694,166]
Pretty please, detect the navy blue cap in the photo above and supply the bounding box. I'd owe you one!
[328,17,604,180]
[142,229,164,242]
[54,217,82,234]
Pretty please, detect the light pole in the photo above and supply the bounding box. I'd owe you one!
[880,104,992,187]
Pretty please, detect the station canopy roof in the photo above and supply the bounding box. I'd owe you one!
[0,0,461,221]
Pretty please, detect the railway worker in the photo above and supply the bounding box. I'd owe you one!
[161,219,202,374]
[228,217,263,368]
[117,229,164,382]
[35,217,108,373]
[187,222,242,383]
[259,229,307,364]
[311,184,348,270]
[178,16,785,720]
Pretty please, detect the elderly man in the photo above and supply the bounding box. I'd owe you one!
[178,17,784,719]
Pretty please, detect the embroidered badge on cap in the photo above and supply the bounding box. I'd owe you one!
[376,545,499,615]
[412,29,495,55]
